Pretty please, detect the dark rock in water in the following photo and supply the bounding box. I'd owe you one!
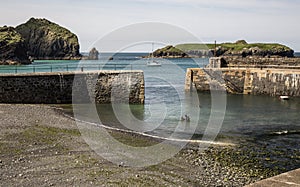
[0,26,30,65]
[16,18,81,60]
[88,47,99,60]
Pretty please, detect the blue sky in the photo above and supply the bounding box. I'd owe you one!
[1,0,299,52]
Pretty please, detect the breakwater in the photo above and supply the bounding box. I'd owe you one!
[222,56,300,67]
[0,71,145,104]
[186,68,300,96]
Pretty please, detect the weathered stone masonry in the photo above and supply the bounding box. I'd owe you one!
[0,71,145,104]
[186,68,300,97]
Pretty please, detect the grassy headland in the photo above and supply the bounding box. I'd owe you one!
[176,41,292,52]
[157,40,295,58]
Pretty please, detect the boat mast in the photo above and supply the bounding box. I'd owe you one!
[151,42,154,61]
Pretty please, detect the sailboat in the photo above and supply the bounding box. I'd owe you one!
[147,43,161,67]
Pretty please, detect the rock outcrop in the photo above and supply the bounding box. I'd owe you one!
[211,41,294,57]
[223,47,294,58]
[88,47,99,60]
[16,18,81,60]
[151,45,189,58]
[0,18,82,65]
[0,26,30,65]
[175,40,294,58]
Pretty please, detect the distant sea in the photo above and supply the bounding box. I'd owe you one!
[294,52,300,57]
[81,52,149,60]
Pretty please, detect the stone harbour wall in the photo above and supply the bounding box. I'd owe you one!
[0,71,145,104]
[208,56,300,68]
[250,69,300,96]
[223,56,300,67]
[186,68,300,97]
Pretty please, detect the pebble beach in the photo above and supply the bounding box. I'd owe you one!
[0,104,292,186]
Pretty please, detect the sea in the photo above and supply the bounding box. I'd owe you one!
[0,52,299,171]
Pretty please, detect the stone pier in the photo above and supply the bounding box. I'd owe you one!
[186,67,300,96]
[0,70,145,104]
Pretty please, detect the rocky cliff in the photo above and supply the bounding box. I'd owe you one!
[0,18,82,65]
[0,26,30,65]
[16,18,81,60]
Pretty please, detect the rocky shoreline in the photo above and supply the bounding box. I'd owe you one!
[0,104,296,186]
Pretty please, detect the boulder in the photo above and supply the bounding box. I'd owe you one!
[0,26,30,65]
[235,40,248,45]
[16,18,81,60]
[88,47,99,60]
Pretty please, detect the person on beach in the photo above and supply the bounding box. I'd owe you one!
[181,115,190,122]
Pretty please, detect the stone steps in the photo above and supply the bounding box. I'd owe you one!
[243,69,252,95]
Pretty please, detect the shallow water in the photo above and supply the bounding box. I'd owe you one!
[1,54,299,170]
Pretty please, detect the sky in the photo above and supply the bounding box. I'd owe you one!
[1,0,300,52]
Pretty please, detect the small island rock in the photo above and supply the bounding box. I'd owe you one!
[16,18,81,60]
[88,47,99,60]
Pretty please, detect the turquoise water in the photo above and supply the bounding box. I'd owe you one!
[1,54,299,170]
[1,54,299,141]
[0,52,206,74]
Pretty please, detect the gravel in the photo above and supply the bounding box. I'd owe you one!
[0,104,277,186]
